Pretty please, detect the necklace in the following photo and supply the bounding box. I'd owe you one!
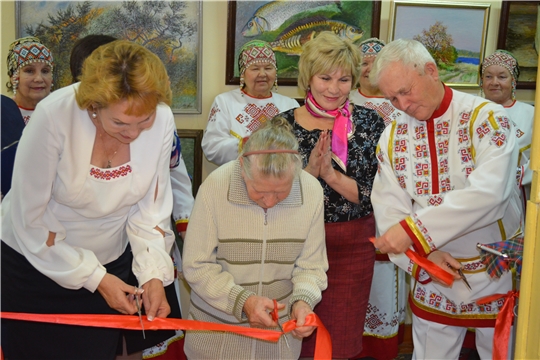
[99,131,120,169]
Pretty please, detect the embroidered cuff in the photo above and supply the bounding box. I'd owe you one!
[400,217,431,256]
[175,219,188,234]
[411,262,432,284]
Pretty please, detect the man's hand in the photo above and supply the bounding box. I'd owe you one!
[290,300,316,338]
[374,223,413,254]
[243,295,284,328]
[426,250,463,285]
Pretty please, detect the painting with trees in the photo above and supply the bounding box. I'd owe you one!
[16,1,202,113]
[389,0,490,88]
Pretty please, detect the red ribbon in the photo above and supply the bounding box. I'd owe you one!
[0,311,332,359]
[476,290,519,360]
[369,237,453,286]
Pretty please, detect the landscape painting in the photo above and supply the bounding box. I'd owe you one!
[16,1,202,113]
[390,1,490,88]
[226,0,381,86]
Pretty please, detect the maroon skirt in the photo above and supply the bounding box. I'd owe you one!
[301,213,376,359]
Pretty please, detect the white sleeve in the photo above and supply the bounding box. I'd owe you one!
[371,128,415,234]
[128,106,176,287]
[171,154,194,233]
[201,95,241,165]
[8,105,107,292]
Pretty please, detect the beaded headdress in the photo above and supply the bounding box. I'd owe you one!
[7,36,54,93]
[480,50,519,99]
[359,38,385,57]
[238,40,277,89]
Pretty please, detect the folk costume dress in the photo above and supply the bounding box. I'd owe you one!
[182,160,328,360]
[280,105,385,358]
[1,83,181,359]
[505,100,534,208]
[371,86,523,359]
[349,88,407,360]
[202,88,299,165]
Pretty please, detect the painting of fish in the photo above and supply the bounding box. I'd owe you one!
[227,0,381,86]
[241,0,341,37]
[270,16,364,55]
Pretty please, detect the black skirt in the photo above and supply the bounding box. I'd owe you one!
[1,241,181,360]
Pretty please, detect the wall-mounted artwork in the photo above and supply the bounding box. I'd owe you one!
[226,0,381,86]
[16,1,202,114]
[497,1,539,89]
[389,0,490,88]
[177,129,203,197]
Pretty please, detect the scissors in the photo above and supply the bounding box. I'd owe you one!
[134,287,146,339]
[447,264,472,291]
[272,299,290,348]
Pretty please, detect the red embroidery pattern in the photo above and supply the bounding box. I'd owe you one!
[429,293,443,308]
[428,195,443,206]
[415,125,426,140]
[363,101,399,127]
[240,103,280,134]
[398,175,407,189]
[90,165,132,180]
[416,181,430,195]
[416,163,429,177]
[458,128,469,143]
[439,159,449,174]
[491,131,506,147]
[397,123,408,135]
[208,105,220,122]
[497,116,510,129]
[395,157,406,171]
[476,122,491,138]
[415,144,428,158]
[460,148,472,163]
[516,129,524,138]
[394,139,407,152]
[437,139,449,155]
[440,178,451,192]
[459,111,471,125]
[436,121,449,136]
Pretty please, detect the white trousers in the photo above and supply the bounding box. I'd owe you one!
[411,314,513,360]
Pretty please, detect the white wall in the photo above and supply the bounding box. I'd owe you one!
[1,0,536,181]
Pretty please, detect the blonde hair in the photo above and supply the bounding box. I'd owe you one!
[241,116,301,180]
[75,40,172,115]
[298,31,361,94]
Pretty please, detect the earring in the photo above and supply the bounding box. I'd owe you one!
[239,76,245,90]
[511,80,516,101]
[92,112,97,119]
[12,78,19,96]
[273,78,278,92]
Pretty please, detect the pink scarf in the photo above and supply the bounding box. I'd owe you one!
[305,90,351,170]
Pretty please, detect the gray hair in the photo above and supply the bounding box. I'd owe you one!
[241,116,302,180]
[369,38,436,87]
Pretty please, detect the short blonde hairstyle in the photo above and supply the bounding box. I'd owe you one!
[298,31,361,94]
[75,40,172,115]
[241,116,302,180]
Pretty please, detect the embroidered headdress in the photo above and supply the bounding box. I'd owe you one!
[480,50,519,99]
[238,40,277,89]
[6,36,54,93]
[359,38,385,58]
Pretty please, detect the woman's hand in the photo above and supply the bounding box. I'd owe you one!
[305,130,329,178]
[290,300,316,338]
[97,273,140,315]
[426,250,463,285]
[318,132,335,182]
[243,295,284,328]
[141,278,170,321]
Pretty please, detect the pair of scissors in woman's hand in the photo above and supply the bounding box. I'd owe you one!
[134,287,146,339]
[272,299,290,348]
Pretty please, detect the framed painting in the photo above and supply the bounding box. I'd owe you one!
[226,0,381,86]
[497,1,539,89]
[16,1,202,114]
[389,0,490,88]
[177,129,203,197]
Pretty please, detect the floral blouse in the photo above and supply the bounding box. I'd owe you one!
[280,105,385,223]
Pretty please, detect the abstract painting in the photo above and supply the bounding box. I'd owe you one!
[16,1,202,113]
[390,0,490,88]
[226,0,381,86]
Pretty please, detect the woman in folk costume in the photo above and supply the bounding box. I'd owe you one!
[278,31,385,359]
[349,37,408,360]
[480,50,534,211]
[6,36,54,125]
[202,40,299,166]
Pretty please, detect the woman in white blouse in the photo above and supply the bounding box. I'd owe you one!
[1,40,180,359]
